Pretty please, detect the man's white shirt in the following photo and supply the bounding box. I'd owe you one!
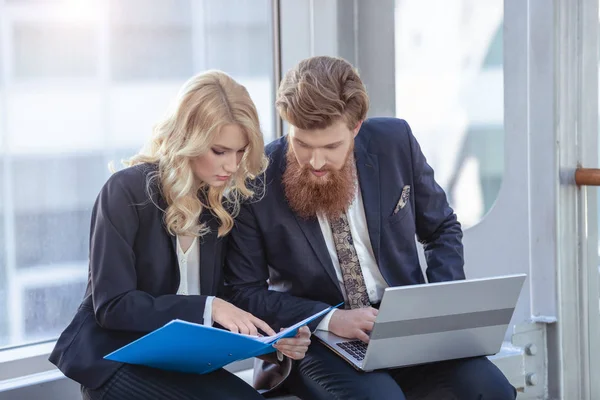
[316,183,388,331]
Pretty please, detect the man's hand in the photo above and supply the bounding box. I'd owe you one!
[328,307,378,343]
[273,326,312,360]
[212,298,276,336]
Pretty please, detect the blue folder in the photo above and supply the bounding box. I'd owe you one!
[104,304,340,374]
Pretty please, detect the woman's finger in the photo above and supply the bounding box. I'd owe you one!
[274,340,310,351]
[236,321,250,335]
[252,317,276,336]
[296,326,311,338]
[224,322,239,334]
[274,346,308,356]
[276,337,311,347]
[243,320,258,337]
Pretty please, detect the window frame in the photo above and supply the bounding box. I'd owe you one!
[0,0,280,395]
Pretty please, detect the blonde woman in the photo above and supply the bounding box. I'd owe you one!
[49,71,311,400]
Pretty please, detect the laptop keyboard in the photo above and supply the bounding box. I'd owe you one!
[336,340,367,361]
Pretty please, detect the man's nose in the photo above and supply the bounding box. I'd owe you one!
[310,150,326,170]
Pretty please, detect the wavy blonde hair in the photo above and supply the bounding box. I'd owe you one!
[125,70,268,237]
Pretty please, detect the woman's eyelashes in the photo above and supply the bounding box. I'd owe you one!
[211,148,246,156]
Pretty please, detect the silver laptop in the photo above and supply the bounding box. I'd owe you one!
[314,273,526,372]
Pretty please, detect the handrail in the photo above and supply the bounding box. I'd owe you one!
[574,168,600,186]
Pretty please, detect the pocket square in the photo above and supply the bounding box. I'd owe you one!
[393,185,411,214]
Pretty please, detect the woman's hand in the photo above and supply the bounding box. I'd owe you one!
[211,298,276,336]
[273,326,312,360]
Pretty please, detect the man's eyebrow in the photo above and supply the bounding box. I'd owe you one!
[294,138,310,146]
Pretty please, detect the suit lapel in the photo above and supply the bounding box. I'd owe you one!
[169,234,178,261]
[198,211,217,296]
[278,137,341,293]
[355,142,381,264]
[153,180,183,292]
[292,215,340,291]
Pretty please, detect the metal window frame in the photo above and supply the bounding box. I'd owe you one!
[272,0,283,138]
[552,0,600,398]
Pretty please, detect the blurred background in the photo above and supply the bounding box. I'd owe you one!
[2,1,600,399]
[0,0,566,351]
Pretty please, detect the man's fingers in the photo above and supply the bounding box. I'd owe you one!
[364,312,377,323]
[359,320,375,332]
[356,330,370,343]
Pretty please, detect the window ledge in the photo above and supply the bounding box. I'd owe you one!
[0,341,56,382]
[0,369,63,393]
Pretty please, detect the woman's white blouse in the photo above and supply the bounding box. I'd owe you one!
[176,236,214,326]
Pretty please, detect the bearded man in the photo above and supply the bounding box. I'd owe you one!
[224,56,516,400]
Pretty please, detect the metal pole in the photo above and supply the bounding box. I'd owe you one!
[271,0,283,139]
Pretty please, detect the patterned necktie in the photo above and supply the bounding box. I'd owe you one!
[329,212,371,309]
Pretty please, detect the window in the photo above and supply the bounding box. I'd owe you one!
[0,0,274,350]
[0,161,6,346]
[394,0,504,228]
[203,0,272,77]
[12,23,98,79]
[445,125,504,221]
[13,155,105,270]
[483,25,503,68]
[110,0,194,81]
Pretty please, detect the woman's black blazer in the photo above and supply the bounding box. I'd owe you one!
[48,163,228,389]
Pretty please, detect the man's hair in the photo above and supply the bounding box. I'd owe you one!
[276,56,369,130]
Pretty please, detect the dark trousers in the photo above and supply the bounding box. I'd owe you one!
[81,364,264,400]
[284,339,517,400]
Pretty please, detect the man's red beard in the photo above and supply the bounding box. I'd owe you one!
[282,144,357,220]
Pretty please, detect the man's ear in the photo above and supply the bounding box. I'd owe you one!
[352,120,364,137]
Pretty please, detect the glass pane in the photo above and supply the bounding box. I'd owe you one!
[0,161,6,346]
[394,0,504,228]
[203,1,273,77]
[12,23,98,79]
[110,0,194,81]
[13,156,104,269]
[0,0,274,349]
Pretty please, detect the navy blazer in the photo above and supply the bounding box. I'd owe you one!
[49,163,227,390]
[225,117,465,331]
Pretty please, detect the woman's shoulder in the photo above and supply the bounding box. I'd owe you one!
[101,163,160,203]
[108,162,156,186]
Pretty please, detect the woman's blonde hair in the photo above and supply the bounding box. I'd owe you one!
[125,70,267,237]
